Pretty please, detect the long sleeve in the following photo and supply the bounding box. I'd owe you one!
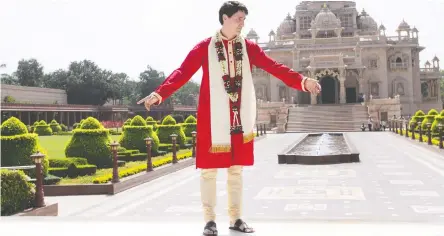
[153,40,206,103]
[247,40,306,91]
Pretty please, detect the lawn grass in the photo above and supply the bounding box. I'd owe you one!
[38,135,121,158]
[57,149,191,185]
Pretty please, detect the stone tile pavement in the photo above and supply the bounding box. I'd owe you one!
[41,132,444,234]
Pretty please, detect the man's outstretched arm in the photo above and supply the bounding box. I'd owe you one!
[139,41,205,106]
[247,40,308,92]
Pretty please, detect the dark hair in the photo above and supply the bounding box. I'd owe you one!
[218,1,249,25]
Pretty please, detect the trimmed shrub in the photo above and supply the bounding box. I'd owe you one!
[130,115,147,126]
[414,110,426,116]
[184,115,197,124]
[427,109,439,116]
[162,115,176,125]
[65,117,113,168]
[1,169,35,216]
[146,116,158,131]
[34,125,53,136]
[0,117,49,176]
[49,120,62,133]
[431,115,443,135]
[1,117,28,136]
[73,123,80,129]
[119,125,160,154]
[60,124,68,131]
[440,110,444,116]
[156,124,187,147]
[421,114,437,131]
[172,114,184,123]
[48,157,89,168]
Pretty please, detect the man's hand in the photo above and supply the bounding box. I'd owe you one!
[136,94,159,111]
[304,78,321,95]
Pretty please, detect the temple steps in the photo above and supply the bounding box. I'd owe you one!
[286,104,369,132]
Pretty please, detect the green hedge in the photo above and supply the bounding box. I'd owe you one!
[1,117,49,177]
[162,115,176,125]
[156,124,186,147]
[48,157,89,168]
[119,126,160,154]
[181,123,197,137]
[49,163,97,178]
[34,124,53,136]
[1,169,35,216]
[65,117,112,168]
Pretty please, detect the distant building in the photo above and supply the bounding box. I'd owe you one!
[248,1,441,115]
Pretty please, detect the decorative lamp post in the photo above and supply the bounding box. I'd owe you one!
[263,123,266,135]
[427,123,432,145]
[256,124,260,137]
[30,152,46,208]
[191,131,197,158]
[418,122,423,142]
[171,134,178,164]
[405,119,409,137]
[110,141,120,183]
[438,123,443,149]
[144,137,153,172]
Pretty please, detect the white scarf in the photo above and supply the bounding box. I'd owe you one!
[208,32,256,153]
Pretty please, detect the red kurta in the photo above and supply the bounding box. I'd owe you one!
[154,35,305,169]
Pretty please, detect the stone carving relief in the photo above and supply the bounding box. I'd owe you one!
[391,77,407,96]
[388,52,409,70]
[370,83,379,96]
[315,68,339,79]
[366,54,379,70]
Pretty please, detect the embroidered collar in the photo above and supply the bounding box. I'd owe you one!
[219,30,239,42]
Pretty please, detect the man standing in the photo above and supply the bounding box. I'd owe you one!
[137,1,321,235]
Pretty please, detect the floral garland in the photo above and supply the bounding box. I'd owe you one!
[214,32,244,134]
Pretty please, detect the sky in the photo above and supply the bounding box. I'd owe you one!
[0,0,443,83]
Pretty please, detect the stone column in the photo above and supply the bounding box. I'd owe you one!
[308,68,317,105]
[357,68,365,94]
[339,68,346,104]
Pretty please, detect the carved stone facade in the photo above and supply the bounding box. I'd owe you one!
[247,1,441,116]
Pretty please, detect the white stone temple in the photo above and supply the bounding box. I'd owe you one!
[247,1,441,116]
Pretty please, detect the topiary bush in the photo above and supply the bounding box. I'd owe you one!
[49,120,62,133]
[440,110,444,116]
[182,115,197,137]
[431,115,443,135]
[34,120,52,136]
[156,124,187,148]
[1,169,35,216]
[184,115,197,124]
[130,115,147,126]
[421,110,438,131]
[122,118,132,131]
[1,117,49,177]
[162,115,177,125]
[119,116,159,154]
[172,114,184,123]
[427,109,439,116]
[65,117,113,168]
[146,116,158,131]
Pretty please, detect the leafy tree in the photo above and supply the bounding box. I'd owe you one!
[15,59,44,87]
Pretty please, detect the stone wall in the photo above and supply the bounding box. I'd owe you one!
[1,84,67,104]
[257,101,290,133]
[366,96,402,123]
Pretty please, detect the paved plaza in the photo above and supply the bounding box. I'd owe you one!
[39,132,444,235]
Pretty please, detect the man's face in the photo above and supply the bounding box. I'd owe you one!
[223,10,246,34]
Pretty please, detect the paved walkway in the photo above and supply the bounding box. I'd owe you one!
[40,132,444,234]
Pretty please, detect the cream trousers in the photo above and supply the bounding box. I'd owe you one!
[200,165,243,225]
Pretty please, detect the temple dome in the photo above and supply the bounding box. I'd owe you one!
[276,13,296,36]
[358,9,377,31]
[311,4,341,30]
